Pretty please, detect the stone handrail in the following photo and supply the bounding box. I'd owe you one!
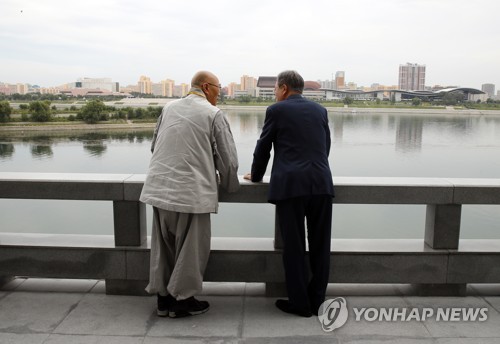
[2,172,500,295]
[1,172,500,250]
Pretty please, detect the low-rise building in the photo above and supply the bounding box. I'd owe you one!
[256,76,277,99]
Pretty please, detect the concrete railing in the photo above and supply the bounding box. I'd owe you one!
[1,172,500,296]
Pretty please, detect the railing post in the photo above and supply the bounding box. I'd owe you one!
[112,201,147,246]
[422,204,465,296]
[425,204,462,249]
[268,208,287,297]
[108,201,148,294]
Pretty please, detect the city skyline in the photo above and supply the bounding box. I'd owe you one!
[1,0,500,89]
[0,71,495,98]
[1,62,497,96]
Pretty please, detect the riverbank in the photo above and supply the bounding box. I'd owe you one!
[0,122,156,132]
[2,106,500,132]
[322,106,500,115]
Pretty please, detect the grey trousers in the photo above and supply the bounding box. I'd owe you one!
[145,207,211,300]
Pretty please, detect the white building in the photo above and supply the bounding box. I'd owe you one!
[481,83,495,99]
[256,76,276,99]
[72,77,119,92]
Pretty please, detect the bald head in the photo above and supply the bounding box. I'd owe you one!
[191,71,218,88]
[190,70,220,106]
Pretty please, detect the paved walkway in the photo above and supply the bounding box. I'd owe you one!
[1,278,500,343]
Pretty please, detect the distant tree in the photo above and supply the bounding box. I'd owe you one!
[126,107,135,119]
[343,96,354,105]
[238,95,252,103]
[411,97,422,106]
[135,108,145,119]
[79,100,107,124]
[29,100,52,122]
[112,110,127,120]
[0,101,12,122]
[442,92,464,106]
[144,106,162,118]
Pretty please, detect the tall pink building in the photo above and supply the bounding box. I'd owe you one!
[398,63,426,91]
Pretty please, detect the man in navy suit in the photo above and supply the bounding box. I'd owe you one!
[244,70,334,317]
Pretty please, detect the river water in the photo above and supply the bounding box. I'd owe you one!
[1,109,500,239]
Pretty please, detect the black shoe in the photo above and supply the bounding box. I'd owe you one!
[275,299,312,318]
[157,294,176,317]
[168,296,210,318]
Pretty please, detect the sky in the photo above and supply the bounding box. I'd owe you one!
[1,0,499,90]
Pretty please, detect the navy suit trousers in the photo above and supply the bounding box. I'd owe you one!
[276,195,332,313]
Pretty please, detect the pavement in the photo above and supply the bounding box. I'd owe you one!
[1,278,500,343]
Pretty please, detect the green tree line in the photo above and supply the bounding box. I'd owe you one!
[0,100,163,124]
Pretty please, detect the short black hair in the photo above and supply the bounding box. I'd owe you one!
[277,70,304,93]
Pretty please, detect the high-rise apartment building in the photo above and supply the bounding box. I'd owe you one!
[398,63,426,91]
[151,83,162,96]
[161,79,175,97]
[227,82,240,98]
[138,76,152,94]
[173,83,190,98]
[318,79,335,89]
[0,83,29,95]
[241,75,257,90]
[481,83,495,98]
[346,82,358,90]
[240,75,257,97]
[180,83,190,97]
[335,71,345,90]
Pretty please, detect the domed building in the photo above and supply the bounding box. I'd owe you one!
[256,77,326,100]
[303,81,324,99]
[304,81,321,91]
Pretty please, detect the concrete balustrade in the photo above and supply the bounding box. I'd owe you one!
[1,172,500,296]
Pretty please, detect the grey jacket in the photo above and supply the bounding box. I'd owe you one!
[140,88,239,213]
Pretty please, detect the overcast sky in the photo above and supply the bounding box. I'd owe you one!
[1,0,499,89]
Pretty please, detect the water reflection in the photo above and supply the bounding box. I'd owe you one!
[0,130,154,159]
[1,111,500,239]
[83,143,107,157]
[0,143,14,159]
[395,116,423,153]
[332,114,344,143]
[31,145,53,158]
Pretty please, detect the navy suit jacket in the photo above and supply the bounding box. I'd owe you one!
[251,94,334,203]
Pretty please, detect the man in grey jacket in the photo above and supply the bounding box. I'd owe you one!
[140,71,239,318]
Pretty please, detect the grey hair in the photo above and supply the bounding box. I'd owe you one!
[277,70,304,93]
